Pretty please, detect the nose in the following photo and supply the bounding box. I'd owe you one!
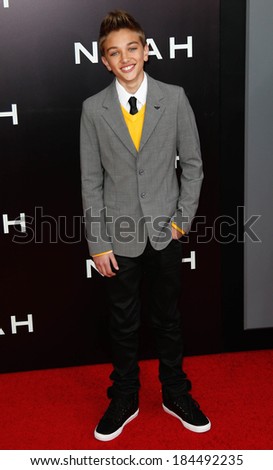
[120,51,129,63]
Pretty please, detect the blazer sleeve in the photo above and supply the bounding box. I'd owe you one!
[80,101,113,256]
[172,87,204,234]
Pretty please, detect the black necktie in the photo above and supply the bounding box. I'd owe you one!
[128,96,138,115]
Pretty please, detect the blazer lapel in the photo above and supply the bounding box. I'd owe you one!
[100,76,166,156]
[101,81,137,157]
[139,75,166,152]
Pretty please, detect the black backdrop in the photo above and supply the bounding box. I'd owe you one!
[0,0,259,374]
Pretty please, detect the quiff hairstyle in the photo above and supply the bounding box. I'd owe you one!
[99,10,146,56]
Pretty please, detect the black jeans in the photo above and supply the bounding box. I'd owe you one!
[105,238,190,397]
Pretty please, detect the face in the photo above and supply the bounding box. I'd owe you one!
[101,29,149,93]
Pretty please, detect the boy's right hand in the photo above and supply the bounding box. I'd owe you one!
[93,252,119,278]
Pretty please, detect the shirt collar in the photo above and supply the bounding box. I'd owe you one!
[115,72,148,111]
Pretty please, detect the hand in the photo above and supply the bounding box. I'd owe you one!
[171,226,184,240]
[93,252,119,278]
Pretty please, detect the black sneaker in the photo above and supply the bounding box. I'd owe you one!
[162,390,211,433]
[94,393,139,441]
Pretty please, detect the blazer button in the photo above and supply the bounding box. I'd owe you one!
[139,169,144,175]
[141,192,146,198]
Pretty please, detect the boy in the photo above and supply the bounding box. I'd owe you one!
[80,10,211,441]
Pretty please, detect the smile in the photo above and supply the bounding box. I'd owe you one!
[121,64,135,73]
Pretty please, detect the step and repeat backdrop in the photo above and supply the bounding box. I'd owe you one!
[1,0,221,373]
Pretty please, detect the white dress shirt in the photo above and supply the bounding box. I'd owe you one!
[115,73,148,112]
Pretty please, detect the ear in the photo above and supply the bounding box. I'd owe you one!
[143,43,149,62]
[101,56,112,71]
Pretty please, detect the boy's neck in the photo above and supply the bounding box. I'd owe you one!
[117,71,145,95]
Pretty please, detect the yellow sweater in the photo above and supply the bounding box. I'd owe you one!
[121,104,146,151]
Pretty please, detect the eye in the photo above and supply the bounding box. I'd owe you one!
[110,51,119,57]
[129,47,137,52]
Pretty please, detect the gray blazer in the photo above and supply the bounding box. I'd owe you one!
[80,74,203,257]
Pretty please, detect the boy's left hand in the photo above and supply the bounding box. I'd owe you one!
[171,226,184,240]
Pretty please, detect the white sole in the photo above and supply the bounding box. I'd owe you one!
[162,404,211,433]
[94,408,139,441]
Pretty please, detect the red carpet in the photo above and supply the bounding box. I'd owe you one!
[0,350,272,450]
